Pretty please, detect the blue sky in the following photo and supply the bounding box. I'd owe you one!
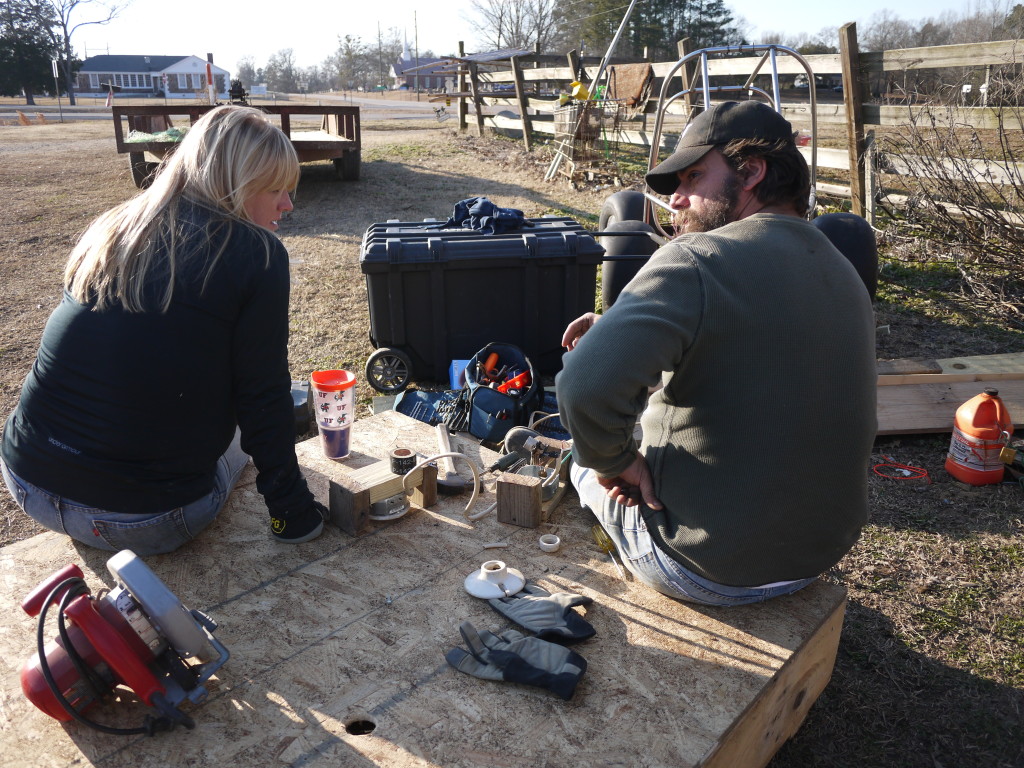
[78,0,1003,73]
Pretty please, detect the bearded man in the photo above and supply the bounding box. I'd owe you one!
[557,101,877,605]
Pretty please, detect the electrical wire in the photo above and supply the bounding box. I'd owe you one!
[872,456,930,482]
[403,451,486,521]
[36,578,156,735]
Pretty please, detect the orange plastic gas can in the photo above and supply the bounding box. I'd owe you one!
[944,388,1014,485]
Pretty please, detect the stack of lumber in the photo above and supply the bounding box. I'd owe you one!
[876,352,1024,435]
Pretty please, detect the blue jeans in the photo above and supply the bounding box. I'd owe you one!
[1,432,250,556]
[570,463,818,606]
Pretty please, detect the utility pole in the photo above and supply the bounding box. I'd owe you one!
[50,59,64,122]
[414,10,420,100]
[377,23,384,94]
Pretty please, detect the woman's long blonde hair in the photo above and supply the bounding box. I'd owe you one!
[65,105,300,312]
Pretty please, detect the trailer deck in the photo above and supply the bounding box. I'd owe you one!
[111,104,361,187]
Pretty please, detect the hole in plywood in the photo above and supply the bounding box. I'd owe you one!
[345,719,376,735]
[952,363,967,369]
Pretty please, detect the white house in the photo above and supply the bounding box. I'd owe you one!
[77,55,230,99]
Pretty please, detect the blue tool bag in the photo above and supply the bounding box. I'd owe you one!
[463,342,543,443]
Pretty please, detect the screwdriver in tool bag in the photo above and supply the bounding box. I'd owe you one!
[591,524,627,580]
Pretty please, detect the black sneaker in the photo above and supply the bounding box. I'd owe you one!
[271,501,326,543]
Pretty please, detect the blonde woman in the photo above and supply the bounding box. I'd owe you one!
[1,105,326,554]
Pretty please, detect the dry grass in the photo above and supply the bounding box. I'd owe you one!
[0,113,1022,767]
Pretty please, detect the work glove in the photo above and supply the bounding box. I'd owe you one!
[445,621,587,700]
[488,583,595,643]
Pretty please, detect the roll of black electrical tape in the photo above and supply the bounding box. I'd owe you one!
[390,447,417,475]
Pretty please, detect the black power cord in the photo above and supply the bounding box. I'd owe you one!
[35,577,191,736]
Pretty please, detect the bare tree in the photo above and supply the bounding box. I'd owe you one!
[235,56,257,89]
[466,0,559,51]
[29,0,127,105]
[264,48,298,93]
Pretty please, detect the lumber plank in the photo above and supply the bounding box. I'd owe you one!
[878,371,1024,386]
[876,378,1024,435]
[936,352,1024,375]
[877,357,942,375]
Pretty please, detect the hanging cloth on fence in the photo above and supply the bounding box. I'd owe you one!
[607,63,654,118]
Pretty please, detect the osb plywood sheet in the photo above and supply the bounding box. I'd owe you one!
[0,411,845,768]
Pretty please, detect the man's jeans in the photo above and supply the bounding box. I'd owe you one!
[1,432,250,556]
[570,463,817,606]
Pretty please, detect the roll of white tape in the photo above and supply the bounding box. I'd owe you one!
[538,534,560,553]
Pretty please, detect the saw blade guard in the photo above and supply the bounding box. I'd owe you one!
[106,550,218,662]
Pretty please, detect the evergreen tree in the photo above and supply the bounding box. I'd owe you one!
[557,0,741,62]
[0,0,58,104]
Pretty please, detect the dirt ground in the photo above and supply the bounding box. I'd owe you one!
[1,115,1022,768]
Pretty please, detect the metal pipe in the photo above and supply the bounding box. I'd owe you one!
[587,0,642,99]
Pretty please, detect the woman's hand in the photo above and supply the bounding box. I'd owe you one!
[596,454,663,510]
[561,312,601,350]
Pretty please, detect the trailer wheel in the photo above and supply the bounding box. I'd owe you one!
[334,151,361,181]
[599,190,647,230]
[365,347,412,394]
[129,152,159,189]
[600,220,661,309]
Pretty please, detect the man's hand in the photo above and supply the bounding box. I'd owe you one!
[561,312,600,350]
[596,454,663,510]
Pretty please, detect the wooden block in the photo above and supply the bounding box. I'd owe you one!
[328,474,370,537]
[496,471,542,528]
[347,460,426,504]
[327,460,437,536]
[410,463,438,508]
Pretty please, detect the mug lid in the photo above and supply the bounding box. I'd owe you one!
[311,369,357,391]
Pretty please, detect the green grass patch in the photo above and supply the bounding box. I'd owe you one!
[362,143,442,162]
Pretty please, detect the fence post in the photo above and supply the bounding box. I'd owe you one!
[458,41,468,133]
[467,61,486,137]
[839,22,867,217]
[676,38,695,117]
[864,130,876,227]
[511,56,533,151]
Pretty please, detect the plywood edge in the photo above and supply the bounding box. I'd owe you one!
[699,590,848,768]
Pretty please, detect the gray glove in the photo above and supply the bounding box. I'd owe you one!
[444,621,587,700]
[488,583,595,643]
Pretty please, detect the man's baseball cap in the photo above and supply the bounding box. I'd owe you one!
[645,101,795,195]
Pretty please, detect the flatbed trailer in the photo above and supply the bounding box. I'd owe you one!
[111,104,361,188]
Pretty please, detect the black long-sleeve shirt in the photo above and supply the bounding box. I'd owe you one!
[1,201,313,516]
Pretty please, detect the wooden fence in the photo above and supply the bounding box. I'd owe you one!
[445,29,1024,224]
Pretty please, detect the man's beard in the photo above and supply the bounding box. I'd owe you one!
[671,173,740,234]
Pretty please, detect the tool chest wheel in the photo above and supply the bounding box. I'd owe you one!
[365,347,413,394]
